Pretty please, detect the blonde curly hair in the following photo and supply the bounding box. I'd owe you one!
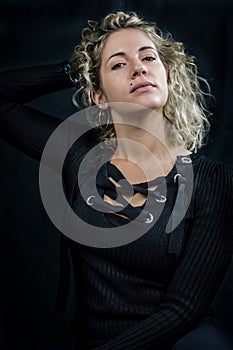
[70,11,210,151]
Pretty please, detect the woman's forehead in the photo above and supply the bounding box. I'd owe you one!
[101,28,157,58]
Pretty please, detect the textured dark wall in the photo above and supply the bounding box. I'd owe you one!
[0,1,232,349]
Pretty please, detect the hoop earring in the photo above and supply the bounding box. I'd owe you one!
[98,108,110,130]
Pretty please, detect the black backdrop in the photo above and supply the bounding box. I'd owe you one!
[0,1,233,349]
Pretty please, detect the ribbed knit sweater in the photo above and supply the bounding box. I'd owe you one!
[0,62,233,350]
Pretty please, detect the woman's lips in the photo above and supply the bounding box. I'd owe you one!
[130,82,155,93]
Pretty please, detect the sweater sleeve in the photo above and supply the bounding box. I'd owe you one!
[96,162,233,350]
[0,62,74,161]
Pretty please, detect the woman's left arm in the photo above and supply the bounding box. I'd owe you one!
[96,162,233,350]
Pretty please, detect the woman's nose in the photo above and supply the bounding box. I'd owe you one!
[131,62,148,78]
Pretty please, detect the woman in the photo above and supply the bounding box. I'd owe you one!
[1,10,233,350]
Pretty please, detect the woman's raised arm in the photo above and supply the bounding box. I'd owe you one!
[0,62,74,161]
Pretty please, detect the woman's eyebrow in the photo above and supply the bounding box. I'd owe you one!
[107,46,157,63]
[107,51,126,62]
[138,46,157,53]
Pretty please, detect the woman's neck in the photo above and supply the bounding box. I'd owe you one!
[112,110,175,163]
[109,107,190,183]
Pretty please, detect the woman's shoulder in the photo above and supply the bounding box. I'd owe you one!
[191,151,233,175]
[190,151,233,196]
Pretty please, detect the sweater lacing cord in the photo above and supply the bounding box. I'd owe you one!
[85,160,167,226]
[83,153,193,257]
[78,148,194,257]
[166,156,193,255]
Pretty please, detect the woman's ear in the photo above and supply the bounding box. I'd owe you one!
[92,90,108,108]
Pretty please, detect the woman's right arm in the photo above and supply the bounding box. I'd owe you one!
[0,61,74,161]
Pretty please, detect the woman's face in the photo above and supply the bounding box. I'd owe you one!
[92,28,168,113]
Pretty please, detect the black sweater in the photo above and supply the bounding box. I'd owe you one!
[0,62,233,350]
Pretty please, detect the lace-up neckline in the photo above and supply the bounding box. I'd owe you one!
[83,150,194,249]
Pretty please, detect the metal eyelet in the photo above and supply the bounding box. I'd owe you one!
[155,195,167,203]
[181,156,192,164]
[86,195,95,206]
[174,173,182,183]
[106,146,115,152]
[145,213,154,224]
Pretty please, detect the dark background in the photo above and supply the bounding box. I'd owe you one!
[0,1,233,349]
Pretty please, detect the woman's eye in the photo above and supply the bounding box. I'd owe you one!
[112,62,126,70]
[143,56,156,62]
